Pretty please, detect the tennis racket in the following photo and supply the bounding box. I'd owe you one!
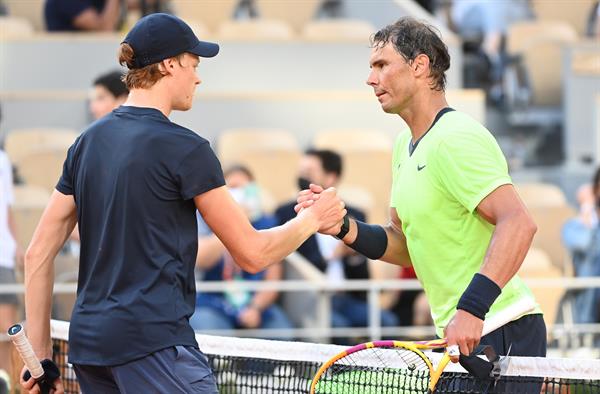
[8,323,56,394]
[310,298,537,394]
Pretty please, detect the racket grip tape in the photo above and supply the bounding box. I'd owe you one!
[7,324,60,394]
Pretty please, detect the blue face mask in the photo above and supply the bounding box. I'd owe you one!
[229,183,262,222]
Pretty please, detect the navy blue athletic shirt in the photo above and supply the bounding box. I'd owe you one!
[57,106,225,365]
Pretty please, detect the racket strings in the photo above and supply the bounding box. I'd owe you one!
[315,347,432,394]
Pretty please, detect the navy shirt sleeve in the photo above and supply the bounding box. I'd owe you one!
[176,142,225,200]
[56,141,77,195]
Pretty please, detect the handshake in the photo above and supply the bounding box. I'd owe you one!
[294,183,347,236]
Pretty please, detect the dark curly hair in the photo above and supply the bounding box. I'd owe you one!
[371,17,450,91]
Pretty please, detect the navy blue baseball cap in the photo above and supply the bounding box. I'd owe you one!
[122,13,219,69]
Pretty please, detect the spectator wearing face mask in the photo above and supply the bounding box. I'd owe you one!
[190,165,294,336]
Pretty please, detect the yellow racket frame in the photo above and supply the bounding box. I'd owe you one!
[310,339,452,394]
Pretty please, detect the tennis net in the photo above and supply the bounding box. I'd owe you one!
[49,320,600,393]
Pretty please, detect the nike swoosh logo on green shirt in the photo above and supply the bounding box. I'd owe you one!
[417,164,426,171]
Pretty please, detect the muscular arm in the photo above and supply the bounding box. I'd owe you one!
[195,186,344,274]
[476,184,537,287]
[445,184,537,359]
[72,0,120,31]
[24,191,77,359]
[339,207,412,267]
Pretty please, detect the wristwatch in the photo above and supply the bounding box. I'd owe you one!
[335,214,350,240]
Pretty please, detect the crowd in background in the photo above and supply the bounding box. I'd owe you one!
[1,0,600,391]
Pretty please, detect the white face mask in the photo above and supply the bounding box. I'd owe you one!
[228,183,263,222]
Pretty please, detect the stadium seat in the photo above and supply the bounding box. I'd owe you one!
[254,0,322,32]
[186,19,211,38]
[528,205,577,273]
[519,247,565,333]
[4,0,44,31]
[446,89,486,124]
[170,0,237,32]
[12,185,51,250]
[301,19,375,42]
[531,0,596,37]
[313,128,392,151]
[313,129,393,224]
[0,16,34,38]
[337,185,375,223]
[4,127,78,164]
[217,128,300,204]
[514,182,574,272]
[216,19,294,41]
[14,144,71,193]
[504,20,577,116]
[515,182,569,208]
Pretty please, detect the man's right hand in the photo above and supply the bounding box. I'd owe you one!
[294,184,325,213]
[299,186,346,235]
[20,365,65,394]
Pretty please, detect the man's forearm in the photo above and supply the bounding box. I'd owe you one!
[24,251,55,359]
[340,218,411,267]
[246,210,320,272]
[25,239,69,359]
[24,192,77,359]
[479,211,537,287]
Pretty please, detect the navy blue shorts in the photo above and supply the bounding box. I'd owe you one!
[73,346,218,394]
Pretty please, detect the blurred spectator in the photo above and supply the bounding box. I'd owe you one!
[0,149,23,391]
[450,0,532,98]
[415,0,436,14]
[190,165,294,335]
[45,0,122,31]
[44,0,166,32]
[562,167,600,324]
[391,266,433,328]
[587,1,600,38]
[90,70,129,120]
[275,149,398,337]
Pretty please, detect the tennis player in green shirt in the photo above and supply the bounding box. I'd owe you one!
[297,17,546,363]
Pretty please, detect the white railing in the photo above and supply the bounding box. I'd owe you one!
[2,276,600,350]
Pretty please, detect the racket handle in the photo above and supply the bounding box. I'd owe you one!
[7,324,45,380]
[481,297,536,336]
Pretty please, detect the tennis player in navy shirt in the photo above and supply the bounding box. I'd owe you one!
[21,14,346,394]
